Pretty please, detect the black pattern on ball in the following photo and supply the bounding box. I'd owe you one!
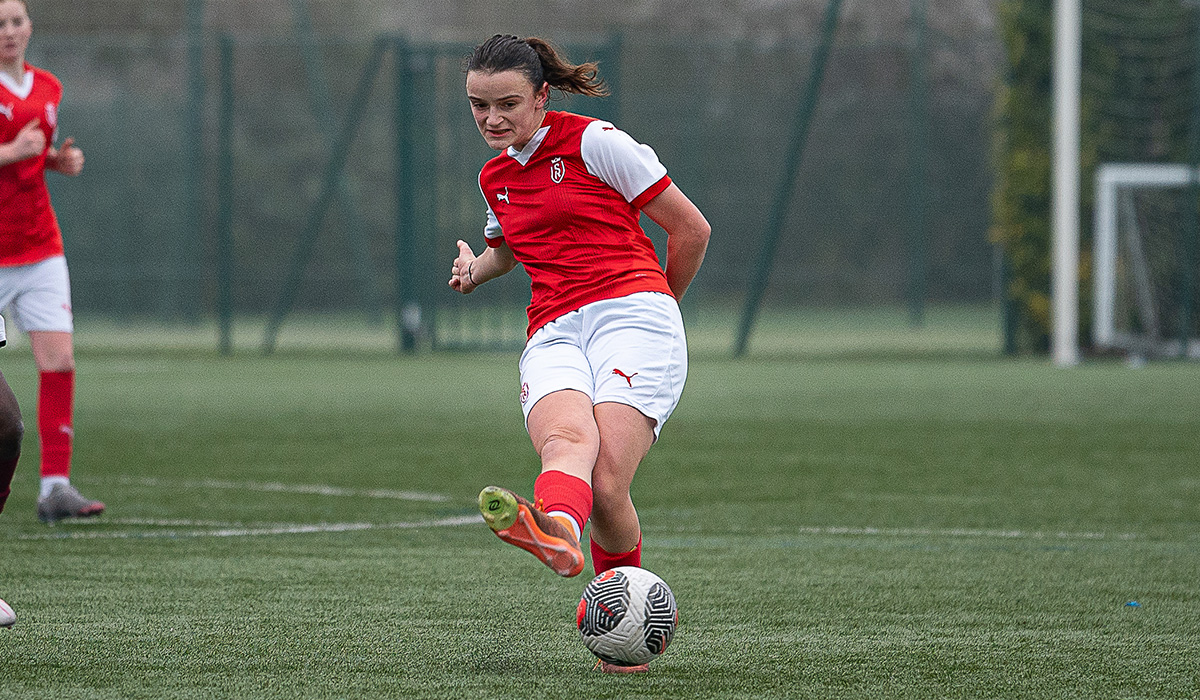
[578,571,629,637]
[642,581,677,655]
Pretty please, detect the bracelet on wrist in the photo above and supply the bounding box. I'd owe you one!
[467,262,477,285]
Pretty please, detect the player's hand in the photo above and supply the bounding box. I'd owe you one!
[47,137,84,176]
[449,239,479,294]
[6,119,46,162]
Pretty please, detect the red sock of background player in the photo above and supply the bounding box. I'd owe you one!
[38,370,74,497]
[533,470,592,542]
[591,534,642,576]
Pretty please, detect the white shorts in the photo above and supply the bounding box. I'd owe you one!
[518,291,688,441]
[0,256,75,334]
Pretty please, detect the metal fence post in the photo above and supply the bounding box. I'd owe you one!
[393,36,419,354]
[1180,2,1200,354]
[216,34,235,355]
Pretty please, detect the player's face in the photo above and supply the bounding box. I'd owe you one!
[0,1,30,65]
[466,69,548,152]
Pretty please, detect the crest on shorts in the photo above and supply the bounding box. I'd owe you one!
[550,157,565,184]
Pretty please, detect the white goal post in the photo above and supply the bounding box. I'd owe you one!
[1093,163,1200,359]
[1052,0,1082,367]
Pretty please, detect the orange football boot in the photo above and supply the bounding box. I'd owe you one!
[478,485,585,577]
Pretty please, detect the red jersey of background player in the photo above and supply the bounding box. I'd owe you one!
[479,110,675,337]
[0,63,63,267]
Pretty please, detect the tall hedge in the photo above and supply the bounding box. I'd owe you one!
[992,1,1090,353]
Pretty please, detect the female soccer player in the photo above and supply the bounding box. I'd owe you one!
[0,0,104,523]
[450,35,710,592]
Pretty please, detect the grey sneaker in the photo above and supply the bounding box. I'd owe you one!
[37,483,106,524]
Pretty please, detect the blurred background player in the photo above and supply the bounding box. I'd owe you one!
[449,34,709,611]
[0,0,104,523]
[0,314,24,626]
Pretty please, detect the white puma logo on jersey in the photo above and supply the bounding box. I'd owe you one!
[496,187,510,204]
[0,104,12,121]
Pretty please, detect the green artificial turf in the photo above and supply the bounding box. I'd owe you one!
[0,340,1196,698]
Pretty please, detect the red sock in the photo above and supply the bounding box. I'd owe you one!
[590,535,642,576]
[38,370,74,479]
[533,470,592,536]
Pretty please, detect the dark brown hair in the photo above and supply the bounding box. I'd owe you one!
[465,34,609,99]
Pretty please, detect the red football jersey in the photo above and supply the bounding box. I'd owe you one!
[478,111,674,337]
[0,64,64,267]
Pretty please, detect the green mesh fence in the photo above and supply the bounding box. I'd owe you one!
[24,27,998,353]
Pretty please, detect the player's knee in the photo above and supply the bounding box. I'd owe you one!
[590,467,632,510]
[539,422,599,458]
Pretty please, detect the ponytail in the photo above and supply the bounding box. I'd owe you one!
[466,34,609,99]
[523,37,609,98]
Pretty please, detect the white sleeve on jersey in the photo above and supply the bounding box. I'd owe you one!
[479,172,504,243]
[483,204,503,243]
[580,120,668,204]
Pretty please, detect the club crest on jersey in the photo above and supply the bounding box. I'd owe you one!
[44,103,57,128]
[550,157,565,184]
[0,104,12,121]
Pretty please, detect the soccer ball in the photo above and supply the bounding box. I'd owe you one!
[576,566,678,667]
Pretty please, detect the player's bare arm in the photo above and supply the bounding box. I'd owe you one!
[642,183,711,299]
[449,238,517,294]
[0,118,45,167]
[45,137,84,176]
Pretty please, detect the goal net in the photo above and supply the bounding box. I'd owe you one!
[1093,163,1200,359]
[1081,0,1200,361]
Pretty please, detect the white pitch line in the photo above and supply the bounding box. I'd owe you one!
[788,525,1138,541]
[15,515,482,541]
[657,524,1139,542]
[112,477,450,503]
[63,518,257,528]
